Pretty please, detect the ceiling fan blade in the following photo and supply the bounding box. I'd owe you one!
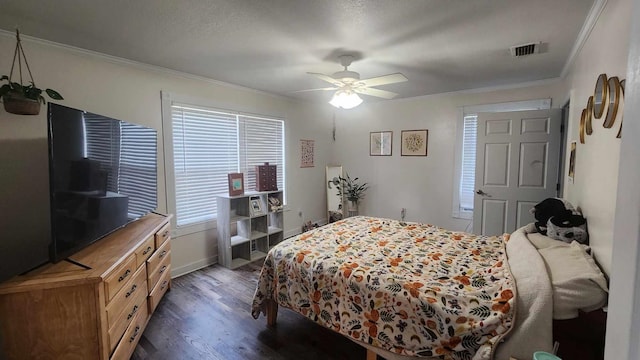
[307,72,345,87]
[358,73,408,87]
[354,87,399,99]
[292,87,338,93]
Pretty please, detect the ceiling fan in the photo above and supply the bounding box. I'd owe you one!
[300,55,408,109]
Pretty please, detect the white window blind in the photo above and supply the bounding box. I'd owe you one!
[171,104,285,227]
[239,115,285,192]
[459,115,477,212]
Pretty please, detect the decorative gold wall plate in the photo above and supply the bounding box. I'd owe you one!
[616,79,626,138]
[603,76,621,128]
[579,108,587,144]
[585,96,594,135]
[593,73,608,119]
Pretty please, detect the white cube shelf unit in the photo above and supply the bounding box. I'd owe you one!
[216,190,284,269]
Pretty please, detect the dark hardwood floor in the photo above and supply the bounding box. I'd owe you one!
[132,262,368,360]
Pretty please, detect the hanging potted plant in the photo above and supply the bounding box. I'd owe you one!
[0,29,63,115]
[335,172,369,216]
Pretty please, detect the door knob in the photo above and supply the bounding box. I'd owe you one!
[476,189,491,197]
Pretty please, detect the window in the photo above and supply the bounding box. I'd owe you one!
[170,103,285,227]
[459,115,477,214]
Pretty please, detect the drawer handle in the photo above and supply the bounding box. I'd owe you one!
[159,265,167,274]
[160,280,169,290]
[118,269,131,282]
[127,305,139,320]
[142,246,153,255]
[129,326,141,343]
[159,250,167,258]
[162,230,169,238]
[125,284,137,298]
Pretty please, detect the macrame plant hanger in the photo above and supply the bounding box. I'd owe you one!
[10,29,37,94]
[2,28,62,115]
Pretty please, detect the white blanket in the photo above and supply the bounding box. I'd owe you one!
[360,227,554,360]
[493,227,554,359]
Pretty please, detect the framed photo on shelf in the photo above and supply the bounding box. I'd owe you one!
[228,173,244,196]
[249,197,264,217]
[401,129,428,156]
[370,131,393,156]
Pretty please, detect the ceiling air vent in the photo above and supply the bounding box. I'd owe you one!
[510,42,541,57]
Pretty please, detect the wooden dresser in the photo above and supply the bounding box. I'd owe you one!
[0,213,172,360]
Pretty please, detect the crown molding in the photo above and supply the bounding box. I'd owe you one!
[0,29,291,102]
[382,77,562,105]
[560,0,608,78]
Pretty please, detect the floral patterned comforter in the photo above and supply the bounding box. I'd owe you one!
[251,216,515,359]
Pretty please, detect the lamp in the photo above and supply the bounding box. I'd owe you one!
[329,89,363,109]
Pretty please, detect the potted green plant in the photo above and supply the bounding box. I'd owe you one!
[335,173,369,215]
[0,29,63,115]
[1,75,63,115]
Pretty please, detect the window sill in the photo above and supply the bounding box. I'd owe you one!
[452,210,473,220]
[174,219,217,238]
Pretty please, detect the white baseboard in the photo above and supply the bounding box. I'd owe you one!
[284,217,327,239]
[170,255,218,278]
[172,217,328,277]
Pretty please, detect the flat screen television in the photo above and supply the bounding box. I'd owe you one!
[47,104,158,263]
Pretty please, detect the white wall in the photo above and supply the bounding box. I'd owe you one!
[331,82,565,231]
[562,0,631,275]
[605,0,640,357]
[0,32,333,277]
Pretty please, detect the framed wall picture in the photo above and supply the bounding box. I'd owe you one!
[228,173,244,196]
[401,129,428,156]
[568,141,576,183]
[370,131,392,156]
[249,196,264,217]
[300,139,315,167]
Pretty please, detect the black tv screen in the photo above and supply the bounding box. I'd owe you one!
[48,104,158,262]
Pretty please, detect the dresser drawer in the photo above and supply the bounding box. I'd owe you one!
[147,240,170,276]
[148,250,171,291]
[155,223,170,248]
[108,281,148,353]
[106,265,147,329]
[134,235,155,268]
[110,300,149,360]
[104,254,137,303]
[148,269,171,314]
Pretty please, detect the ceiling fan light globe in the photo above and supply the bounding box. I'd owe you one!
[329,90,363,109]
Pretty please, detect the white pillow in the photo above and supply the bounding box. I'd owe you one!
[528,232,568,249]
[537,241,608,320]
[528,231,592,254]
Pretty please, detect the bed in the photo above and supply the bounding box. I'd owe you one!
[251,216,607,360]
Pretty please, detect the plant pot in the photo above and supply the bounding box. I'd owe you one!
[347,200,359,217]
[2,93,40,115]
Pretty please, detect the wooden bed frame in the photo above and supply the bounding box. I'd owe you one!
[265,298,378,360]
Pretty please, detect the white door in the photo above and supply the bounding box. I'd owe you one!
[473,109,562,235]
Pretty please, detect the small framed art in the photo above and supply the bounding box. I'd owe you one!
[249,196,264,217]
[228,173,244,196]
[370,131,393,156]
[300,139,315,167]
[568,141,576,183]
[401,129,428,156]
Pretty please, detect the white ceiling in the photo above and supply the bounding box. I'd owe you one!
[0,0,595,103]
